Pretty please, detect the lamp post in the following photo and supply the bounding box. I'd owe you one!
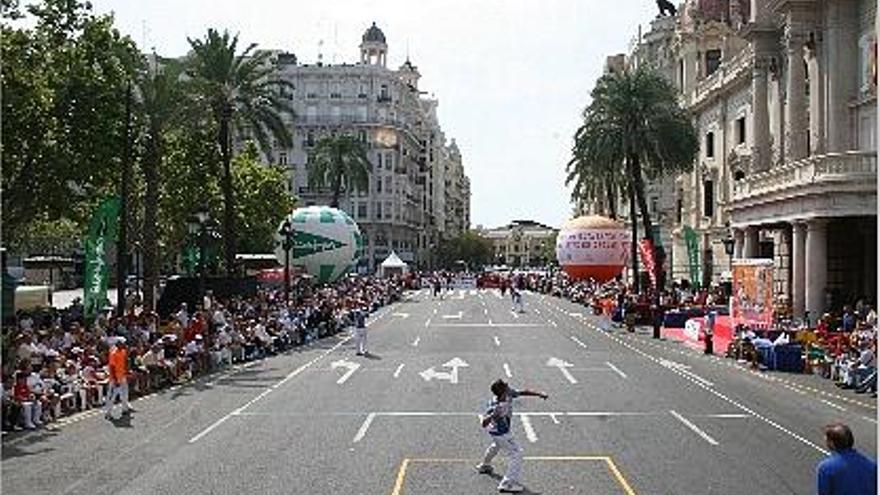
[187,204,210,302]
[722,231,735,273]
[279,218,295,301]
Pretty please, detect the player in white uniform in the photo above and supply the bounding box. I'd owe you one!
[476,379,548,493]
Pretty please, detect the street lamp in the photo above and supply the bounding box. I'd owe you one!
[187,203,210,302]
[279,218,295,301]
[722,231,735,273]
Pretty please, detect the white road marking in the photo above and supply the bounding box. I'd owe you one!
[393,364,405,378]
[819,399,847,412]
[430,323,546,328]
[352,412,376,443]
[424,318,431,327]
[392,312,410,319]
[442,312,463,319]
[702,413,752,419]
[469,290,477,295]
[570,336,588,349]
[534,308,541,315]
[484,308,489,315]
[331,359,361,384]
[419,357,469,384]
[411,337,421,347]
[493,336,501,346]
[189,335,351,443]
[670,409,719,446]
[547,357,577,384]
[550,320,558,327]
[568,312,584,318]
[433,308,438,314]
[510,311,520,319]
[549,413,561,424]
[861,416,878,424]
[605,362,627,379]
[589,322,830,455]
[565,411,655,417]
[503,363,513,378]
[520,414,538,442]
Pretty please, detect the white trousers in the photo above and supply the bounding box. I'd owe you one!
[354,328,368,354]
[104,381,130,413]
[481,433,523,486]
[20,400,43,428]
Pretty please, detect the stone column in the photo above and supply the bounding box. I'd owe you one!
[733,228,745,259]
[743,226,759,258]
[784,27,809,162]
[752,57,772,172]
[807,43,825,155]
[791,222,806,318]
[805,219,828,319]
[824,1,858,152]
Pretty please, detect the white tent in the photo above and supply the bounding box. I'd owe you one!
[379,251,409,278]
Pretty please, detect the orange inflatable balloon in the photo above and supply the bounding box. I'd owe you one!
[556,215,630,282]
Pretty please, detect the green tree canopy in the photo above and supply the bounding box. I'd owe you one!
[307,135,372,208]
[435,231,494,270]
[186,28,295,273]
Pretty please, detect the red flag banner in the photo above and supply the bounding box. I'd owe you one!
[638,239,657,289]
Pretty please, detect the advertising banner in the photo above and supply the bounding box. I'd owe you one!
[638,238,656,289]
[83,197,121,319]
[683,226,701,288]
[731,258,775,328]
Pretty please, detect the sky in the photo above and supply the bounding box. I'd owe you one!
[89,0,657,229]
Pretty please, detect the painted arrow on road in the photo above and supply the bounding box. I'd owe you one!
[392,312,410,319]
[546,357,577,384]
[419,357,469,384]
[331,359,361,384]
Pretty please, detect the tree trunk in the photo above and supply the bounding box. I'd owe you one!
[628,154,664,297]
[219,113,236,275]
[142,132,160,311]
[606,180,617,219]
[330,169,342,208]
[628,182,639,294]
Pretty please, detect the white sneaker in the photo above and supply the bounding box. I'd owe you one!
[498,482,524,493]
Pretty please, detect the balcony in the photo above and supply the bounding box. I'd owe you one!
[691,47,753,107]
[730,151,878,225]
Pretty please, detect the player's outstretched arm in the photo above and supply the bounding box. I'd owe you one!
[518,389,549,400]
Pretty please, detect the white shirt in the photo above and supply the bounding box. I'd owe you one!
[176,309,189,328]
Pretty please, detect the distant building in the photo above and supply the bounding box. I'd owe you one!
[241,23,470,269]
[481,220,558,268]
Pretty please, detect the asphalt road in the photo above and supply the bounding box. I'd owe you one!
[2,289,877,494]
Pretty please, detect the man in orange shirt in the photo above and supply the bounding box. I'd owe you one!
[104,337,132,419]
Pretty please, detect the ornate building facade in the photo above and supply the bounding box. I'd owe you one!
[253,24,470,269]
[481,220,558,268]
[606,0,876,316]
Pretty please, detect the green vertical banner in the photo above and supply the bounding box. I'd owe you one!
[683,226,701,289]
[83,197,121,319]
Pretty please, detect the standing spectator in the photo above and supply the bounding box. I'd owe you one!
[104,338,132,419]
[352,306,368,356]
[816,423,876,495]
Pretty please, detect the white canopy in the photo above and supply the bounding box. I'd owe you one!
[379,251,408,277]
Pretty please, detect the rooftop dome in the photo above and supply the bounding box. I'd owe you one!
[362,22,386,44]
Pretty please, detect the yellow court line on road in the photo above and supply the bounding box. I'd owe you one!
[389,456,637,495]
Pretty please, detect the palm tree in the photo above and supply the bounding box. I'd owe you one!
[136,55,192,310]
[568,65,697,292]
[187,29,295,274]
[307,135,372,208]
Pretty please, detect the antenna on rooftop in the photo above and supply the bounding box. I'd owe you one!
[318,39,324,65]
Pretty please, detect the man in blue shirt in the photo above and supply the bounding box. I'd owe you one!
[816,423,876,495]
[476,379,548,493]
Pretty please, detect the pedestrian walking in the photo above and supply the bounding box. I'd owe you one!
[816,423,876,495]
[704,310,716,355]
[476,379,548,493]
[104,337,132,419]
[511,288,524,313]
[353,306,368,356]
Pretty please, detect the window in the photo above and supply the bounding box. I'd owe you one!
[307,131,315,147]
[705,131,715,158]
[678,59,684,91]
[736,116,746,145]
[376,177,382,193]
[705,49,721,76]
[385,201,392,220]
[331,106,341,122]
[384,177,392,194]
[357,202,367,219]
[330,82,341,99]
[306,106,317,123]
[357,106,367,122]
[650,196,658,214]
[703,180,714,218]
[385,153,393,171]
[375,202,382,220]
[379,84,389,101]
[278,152,288,166]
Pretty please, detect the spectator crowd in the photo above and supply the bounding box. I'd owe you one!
[1,275,404,431]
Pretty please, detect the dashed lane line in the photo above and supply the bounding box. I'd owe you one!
[670,409,719,446]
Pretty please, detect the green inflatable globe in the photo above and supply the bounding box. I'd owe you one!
[275,206,365,284]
